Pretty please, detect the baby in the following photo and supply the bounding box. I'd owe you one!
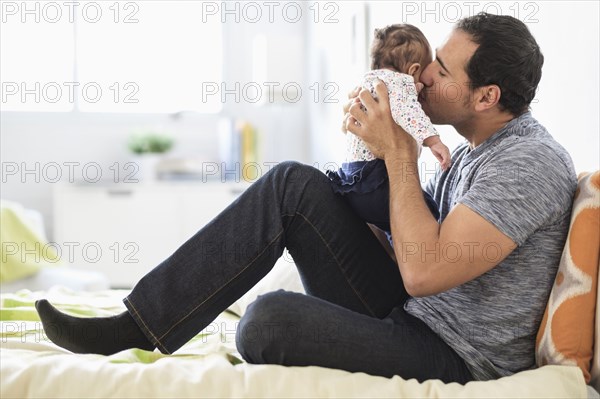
[327,24,450,234]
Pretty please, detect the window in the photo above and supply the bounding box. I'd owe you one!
[0,8,75,111]
[1,1,223,113]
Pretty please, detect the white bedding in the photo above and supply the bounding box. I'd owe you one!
[1,348,588,398]
[0,261,590,398]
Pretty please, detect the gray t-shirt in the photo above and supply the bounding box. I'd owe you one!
[405,112,577,380]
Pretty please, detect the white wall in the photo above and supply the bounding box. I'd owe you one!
[306,2,371,169]
[307,0,600,175]
[2,1,599,240]
[1,2,311,239]
[528,1,599,173]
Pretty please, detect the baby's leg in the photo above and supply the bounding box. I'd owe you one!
[344,184,391,232]
[342,160,440,231]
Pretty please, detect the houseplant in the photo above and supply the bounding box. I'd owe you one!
[128,132,174,181]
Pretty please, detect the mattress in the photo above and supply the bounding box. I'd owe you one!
[0,263,590,398]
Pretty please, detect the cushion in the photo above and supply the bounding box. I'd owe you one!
[592,276,600,391]
[0,201,61,283]
[536,171,600,384]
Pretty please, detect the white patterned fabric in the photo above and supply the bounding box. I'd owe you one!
[345,69,438,162]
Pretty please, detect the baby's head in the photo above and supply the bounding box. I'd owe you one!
[370,24,433,83]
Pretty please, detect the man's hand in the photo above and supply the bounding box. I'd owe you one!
[345,80,419,162]
[341,87,361,134]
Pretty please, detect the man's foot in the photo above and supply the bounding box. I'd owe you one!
[35,299,155,355]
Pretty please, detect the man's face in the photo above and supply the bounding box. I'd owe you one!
[418,29,478,126]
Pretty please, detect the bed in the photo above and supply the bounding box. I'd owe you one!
[0,259,595,399]
[2,172,599,398]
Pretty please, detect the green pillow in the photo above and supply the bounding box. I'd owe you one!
[1,203,61,283]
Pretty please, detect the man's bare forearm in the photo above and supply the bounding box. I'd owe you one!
[385,154,441,291]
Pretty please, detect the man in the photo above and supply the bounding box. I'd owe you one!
[37,13,575,383]
[346,12,576,380]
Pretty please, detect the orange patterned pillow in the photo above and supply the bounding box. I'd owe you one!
[536,171,600,383]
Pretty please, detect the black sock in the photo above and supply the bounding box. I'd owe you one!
[35,299,155,355]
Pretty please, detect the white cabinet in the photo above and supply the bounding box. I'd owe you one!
[53,181,249,288]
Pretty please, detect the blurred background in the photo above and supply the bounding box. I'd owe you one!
[1,1,598,289]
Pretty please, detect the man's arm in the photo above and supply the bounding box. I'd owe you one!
[347,81,517,297]
[385,157,516,297]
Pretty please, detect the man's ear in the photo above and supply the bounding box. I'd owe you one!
[407,63,421,78]
[474,84,501,112]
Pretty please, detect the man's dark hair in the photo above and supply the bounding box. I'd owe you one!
[457,12,544,116]
[370,24,432,74]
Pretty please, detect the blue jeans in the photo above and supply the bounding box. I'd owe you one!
[124,161,473,383]
[326,159,440,232]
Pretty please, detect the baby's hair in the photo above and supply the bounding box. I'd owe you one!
[370,24,432,73]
